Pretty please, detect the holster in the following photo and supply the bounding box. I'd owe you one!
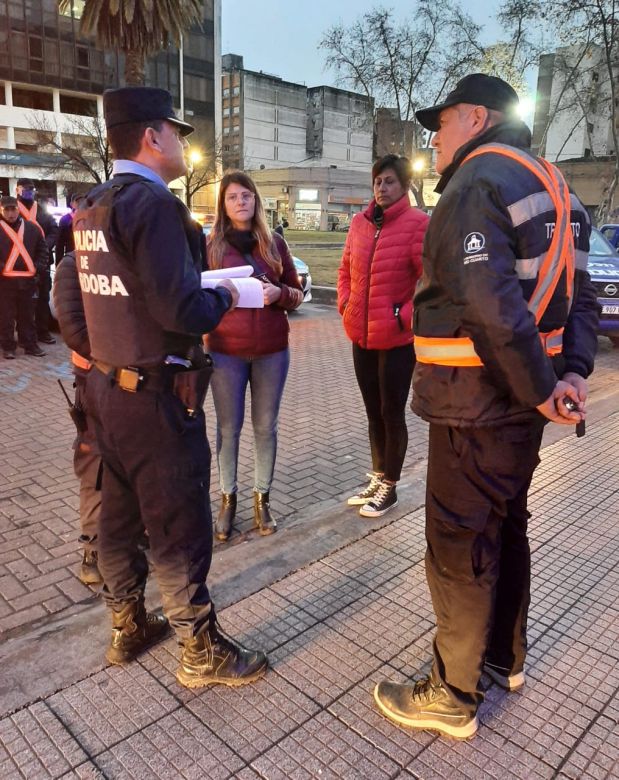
[172,355,213,416]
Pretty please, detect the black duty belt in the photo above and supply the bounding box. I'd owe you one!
[93,360,166,392]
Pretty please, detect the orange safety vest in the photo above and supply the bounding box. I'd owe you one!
[17,201,45,237]
[415,144,575,368]
[0,221,37,277]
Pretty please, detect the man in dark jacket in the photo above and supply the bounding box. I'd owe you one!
[16,178,59,344]
[55,194,85,260]
[0,196,48,359]
[374,75,599,739]
[76,86,267,689]
[52,253,103,586]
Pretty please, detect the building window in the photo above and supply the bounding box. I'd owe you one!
[12,87,54,111]
[232,124,240,134]
[223,108,230,117]
[232,106,239,115]
[223,127,230,135]
[223,88,230,97]
[232,86,240,96]
[60,94,98,116]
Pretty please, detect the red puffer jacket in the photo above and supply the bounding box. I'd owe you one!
[337,196,428,350]
[205,232,303,357]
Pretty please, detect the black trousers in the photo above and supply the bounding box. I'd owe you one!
[352,343,414,482]
[73,374,101,552]
[87,368,214,641]
[35,267,52,338]
[425,419,545,717]
[0,279,37,351]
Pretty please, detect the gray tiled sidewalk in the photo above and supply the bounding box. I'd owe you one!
[1,304,618,778]
[1,410,618,778]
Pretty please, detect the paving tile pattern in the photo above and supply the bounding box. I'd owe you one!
[1,309,618,777]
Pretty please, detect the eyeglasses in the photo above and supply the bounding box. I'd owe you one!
[225,192,255,204]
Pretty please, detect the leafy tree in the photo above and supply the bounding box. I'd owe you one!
[58,0,203,85]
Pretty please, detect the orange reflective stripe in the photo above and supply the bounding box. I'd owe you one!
[463,144,575,323]
[415,331,563,365]
[414,336,483,366]
[17,201,45,236]
[71,351,92,370]
[0,221,36,277]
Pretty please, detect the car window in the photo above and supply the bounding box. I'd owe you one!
[589,229,618,257]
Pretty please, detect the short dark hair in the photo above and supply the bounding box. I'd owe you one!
[1,195,18,207]
[371,155,412,189]
[16,178,35,188]
[106,119,165,160]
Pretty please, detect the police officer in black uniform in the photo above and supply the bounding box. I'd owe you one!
[76,87,267,689]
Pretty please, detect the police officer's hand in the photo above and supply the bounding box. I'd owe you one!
[262,281,281,305]
[536,380,585,425]
[215,279,239,311]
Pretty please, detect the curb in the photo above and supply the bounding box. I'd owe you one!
[311,285,338,306]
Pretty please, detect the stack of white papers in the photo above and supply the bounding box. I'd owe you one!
[200,265,264,308]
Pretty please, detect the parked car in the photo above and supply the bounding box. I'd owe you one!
[293,256,312,302]
[599,224,619,251]
[588,227,619,347]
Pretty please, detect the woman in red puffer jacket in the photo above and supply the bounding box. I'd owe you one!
[337,155,429,518]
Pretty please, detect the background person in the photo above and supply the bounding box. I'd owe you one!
[337,155,429,518]
[56,194,85,259]
[52,251,103,586]
[374,74,598,739]
[15,178,58,345]
[206,171,304,542]
[0,196,48,359]
[76,87,267,689]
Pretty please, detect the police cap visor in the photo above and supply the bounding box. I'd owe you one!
[416,74,520,131]
[103,87,194,136]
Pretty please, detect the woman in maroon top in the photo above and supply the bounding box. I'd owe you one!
[206,171,303,541]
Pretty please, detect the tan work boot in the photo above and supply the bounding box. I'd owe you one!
[106,600,169,665]
[253,491,277,536]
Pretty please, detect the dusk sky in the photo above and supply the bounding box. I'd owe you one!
[222,0,507,90]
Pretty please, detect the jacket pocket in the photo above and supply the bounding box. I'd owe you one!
[393,299,413,333]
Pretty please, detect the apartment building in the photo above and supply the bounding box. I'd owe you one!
[0,0,220,212]
[221,54,373,172]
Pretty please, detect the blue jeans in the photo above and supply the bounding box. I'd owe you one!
[210,349,290,494]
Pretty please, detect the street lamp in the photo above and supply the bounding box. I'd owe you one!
[185,148,203,209]
[412,158,425,175]
[189,148,202,166]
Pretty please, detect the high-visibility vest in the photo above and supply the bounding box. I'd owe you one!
[0,221,37,277]
[415,144,575,368]
[17,201,45,237]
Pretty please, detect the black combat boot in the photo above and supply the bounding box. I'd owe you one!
[214,493,237,541]
[176,621,268,689]
[106,599,169,665]
[253,491,277,536]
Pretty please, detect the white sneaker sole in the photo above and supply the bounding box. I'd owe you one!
[359,498,398,518]
[373,684,478,739]
[483,664,525,691]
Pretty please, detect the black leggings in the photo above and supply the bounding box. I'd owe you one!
[352,343,415,482]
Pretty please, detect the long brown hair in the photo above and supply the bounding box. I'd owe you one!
[209,170,282,273]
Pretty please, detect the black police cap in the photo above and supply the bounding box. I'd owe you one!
[103,87,195,136]
[416,74,520,131]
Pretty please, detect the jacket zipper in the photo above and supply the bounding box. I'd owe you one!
[363,227,382,347]
[393,303,405,331]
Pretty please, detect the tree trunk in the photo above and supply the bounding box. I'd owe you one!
[595,164,619,226]
[124,50,146,86]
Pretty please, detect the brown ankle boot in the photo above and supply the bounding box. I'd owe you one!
[176,621,268,689]
[215,493,236,541]
[253,491,277,536]
[106,599,169,665]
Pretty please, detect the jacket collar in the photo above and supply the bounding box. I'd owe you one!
[363,194,412,224]
[435,120,533,194]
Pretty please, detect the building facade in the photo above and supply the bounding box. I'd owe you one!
[0,0,219,211]
[532,45,617,162]
[221,54,373,173]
